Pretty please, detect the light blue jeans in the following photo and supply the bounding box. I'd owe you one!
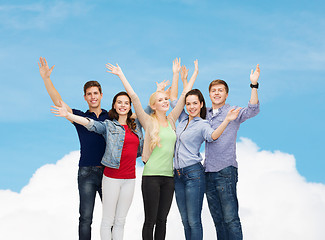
[205,166,243,240]
[174,162,205,240]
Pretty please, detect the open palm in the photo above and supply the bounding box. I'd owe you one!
[38,57,55,79]
[250,64,260,84]
[106,63,122,76]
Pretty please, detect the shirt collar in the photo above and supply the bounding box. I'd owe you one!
[208,104,229,113]
[85,109,107,116]
[180,115,202,123]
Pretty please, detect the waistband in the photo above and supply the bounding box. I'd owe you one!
[174,162,204,175]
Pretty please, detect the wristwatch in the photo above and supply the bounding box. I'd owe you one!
[250,83,259,89]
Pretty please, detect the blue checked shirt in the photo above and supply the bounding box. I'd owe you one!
[204,102,260,172]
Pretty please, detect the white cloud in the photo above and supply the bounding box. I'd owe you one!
[1,138,325,239]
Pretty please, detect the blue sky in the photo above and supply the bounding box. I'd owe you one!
[0,0,324,192]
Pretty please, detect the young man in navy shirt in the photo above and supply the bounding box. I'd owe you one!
[38,57,109,240]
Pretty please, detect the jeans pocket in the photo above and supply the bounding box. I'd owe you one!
[185,169,203,180]
[78,167,92,178]
[217,166,236,179]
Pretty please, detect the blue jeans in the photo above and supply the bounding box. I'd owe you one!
[174,162,205,240]
[205,166,243,240]
[78,166,104,240]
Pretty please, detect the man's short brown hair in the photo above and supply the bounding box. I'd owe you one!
[83,80,102,95]
[208,79,229,93]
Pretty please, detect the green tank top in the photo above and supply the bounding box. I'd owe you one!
[142,122,176,177]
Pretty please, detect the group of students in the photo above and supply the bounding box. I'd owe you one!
[39,57,260,240]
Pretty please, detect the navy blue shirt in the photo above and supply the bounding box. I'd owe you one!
[72,109,110,166]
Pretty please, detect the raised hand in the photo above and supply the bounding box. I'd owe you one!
[51,104,69,118]
[183,59,199,92]
[250,64,260,85]
[180,65,189,81]
[106,63,123,76]
[194,59,199,73]
[156,80,170,92]
[180,65,189,89]
[165,87,171,99]
[181,67,188,89]
[225,107,242,122]
[172,58,181,73]
[38,57,55,79]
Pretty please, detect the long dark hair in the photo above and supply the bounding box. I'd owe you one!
[108,91,136,131]
[185,89,206,119]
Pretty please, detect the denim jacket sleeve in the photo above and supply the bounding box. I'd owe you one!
[85,119,107,136]
[143,105,153,115]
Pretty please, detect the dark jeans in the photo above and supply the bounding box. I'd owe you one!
[205,166,243,240]
[174,162,205,240]
[78,166,104,240]
[141,176,174,240]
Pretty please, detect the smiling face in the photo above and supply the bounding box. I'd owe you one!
[150,91,169,113]
[185,94,203,119]
[113,95,131,116]
[209,84,228,109]
[84,86,103,109]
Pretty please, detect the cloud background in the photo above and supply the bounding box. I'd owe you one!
[1,1,325,239]
[1,138,324,240]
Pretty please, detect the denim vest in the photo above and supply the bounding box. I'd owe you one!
[85,118,144,169]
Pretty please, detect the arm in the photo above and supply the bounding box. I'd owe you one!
[170,58,181,101]
[180,65,189,92]
[38,57,73,113]
[211,108,241,140]
[249,64,260,105]
[234,64,260,123]
[106,63,150,128]
[169,60,199,120]
[51,103,89,126]
[106,63,136,96]
[51,103,107,134]
[183,59,198,93]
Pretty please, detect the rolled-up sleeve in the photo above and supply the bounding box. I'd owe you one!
[237,101,260,123]
[201,122,214,143]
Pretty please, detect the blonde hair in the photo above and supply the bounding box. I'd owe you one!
[148,91,163,150]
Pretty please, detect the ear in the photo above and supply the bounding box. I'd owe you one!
[84,95,87,101]
[200,102,204,109]
[150,104,156,111]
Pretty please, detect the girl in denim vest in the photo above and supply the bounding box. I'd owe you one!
[51,91,143,240]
